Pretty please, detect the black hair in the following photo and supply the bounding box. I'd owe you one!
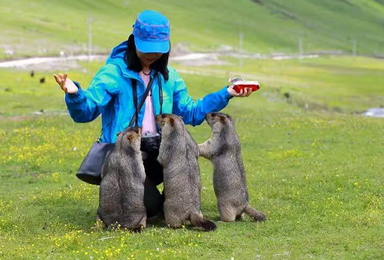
[124,34,170,81]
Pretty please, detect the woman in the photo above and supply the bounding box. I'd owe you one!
[54,10,255,217]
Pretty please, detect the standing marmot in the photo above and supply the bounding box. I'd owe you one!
[199,112,266,222]
[156,114,217,231]
[97,127,147,231]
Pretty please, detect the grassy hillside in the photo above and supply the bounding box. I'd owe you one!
[1,1,384,258]
[1,0,384,59]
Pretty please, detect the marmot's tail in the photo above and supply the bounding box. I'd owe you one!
[190,213,217,232]
[244,204,267,222]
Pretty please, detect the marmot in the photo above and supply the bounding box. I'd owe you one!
[156,114,217,231]
[199,112,266,222]
[97,127,147,231]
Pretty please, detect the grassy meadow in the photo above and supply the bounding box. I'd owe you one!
[0,55,384,259]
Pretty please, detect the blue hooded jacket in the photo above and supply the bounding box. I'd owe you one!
[65,41,232,143]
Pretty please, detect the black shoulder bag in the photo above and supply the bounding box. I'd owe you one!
[76,73,162,185]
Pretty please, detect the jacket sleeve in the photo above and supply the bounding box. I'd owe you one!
[65,64,121,123]
[171,70,233,126]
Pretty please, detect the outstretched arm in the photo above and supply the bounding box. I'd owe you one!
[171,70,231,126]
[54,64,120,123]
[171,69,255,126]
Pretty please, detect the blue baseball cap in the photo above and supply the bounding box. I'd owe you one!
[132,10,170,53]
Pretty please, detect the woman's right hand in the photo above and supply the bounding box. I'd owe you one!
[53,73,78,94]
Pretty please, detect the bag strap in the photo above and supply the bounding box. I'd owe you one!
[157,72,163,115]
[132,79,138,127]
[129,76,155,127]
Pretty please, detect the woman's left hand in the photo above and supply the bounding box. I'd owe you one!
[227,85,253,97]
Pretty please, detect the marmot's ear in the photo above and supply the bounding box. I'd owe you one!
[127,134,134,142]
[178,116,183,121]
[220,115,227,124]
[117,132,122,137]
[169,117,175,127]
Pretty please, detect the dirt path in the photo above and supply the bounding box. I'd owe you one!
[0,52,321,71]
[0,55,107,70]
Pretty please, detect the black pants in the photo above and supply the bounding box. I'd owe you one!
[143,156,164,218]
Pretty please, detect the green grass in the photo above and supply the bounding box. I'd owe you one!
[1,0,384,59]
[1,56,383,116]
[0,56,384,259]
